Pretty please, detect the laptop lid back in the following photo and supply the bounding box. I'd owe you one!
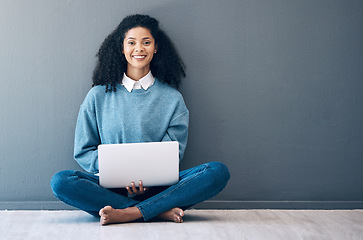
[98,141,179,188]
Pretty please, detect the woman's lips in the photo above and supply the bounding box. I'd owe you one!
[132,55,146,60]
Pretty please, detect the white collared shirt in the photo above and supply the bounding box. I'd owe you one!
[121,71,155,92]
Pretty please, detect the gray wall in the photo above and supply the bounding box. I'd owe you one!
[1,0,362,210]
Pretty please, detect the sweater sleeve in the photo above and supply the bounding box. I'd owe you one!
[73,104,101,174]
[161,110,189,161]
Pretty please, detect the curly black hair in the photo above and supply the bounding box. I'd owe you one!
[92,14,186,92]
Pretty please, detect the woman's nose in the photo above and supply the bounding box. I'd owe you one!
[135,44,144,52]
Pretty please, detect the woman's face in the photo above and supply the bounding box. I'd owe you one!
[123,27,157,73]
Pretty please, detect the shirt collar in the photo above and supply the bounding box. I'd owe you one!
[122,71,155,93]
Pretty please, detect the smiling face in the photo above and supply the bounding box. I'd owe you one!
[122,27,157,79]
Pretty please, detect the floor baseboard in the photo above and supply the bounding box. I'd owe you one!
[193,200,363,209]
[1,200,362,210]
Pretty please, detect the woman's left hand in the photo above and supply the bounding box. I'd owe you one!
[126,180,149,196]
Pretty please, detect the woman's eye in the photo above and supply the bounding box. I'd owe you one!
[128,42,135,45]
[144,41,151,45]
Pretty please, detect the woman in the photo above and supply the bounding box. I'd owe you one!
[51,14,230,225]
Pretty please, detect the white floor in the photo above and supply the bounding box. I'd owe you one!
[0,210,362,240]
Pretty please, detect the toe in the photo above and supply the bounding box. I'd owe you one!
[101,216,109,225]
[175,215,182,223]
[99,206,112,216]
[179,210,184,217]
[175,208,184,217]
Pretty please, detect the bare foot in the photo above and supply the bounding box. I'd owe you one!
[157,208,184,223]
[99,206,142,225]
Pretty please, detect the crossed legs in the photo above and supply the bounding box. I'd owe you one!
[51,162,230,225]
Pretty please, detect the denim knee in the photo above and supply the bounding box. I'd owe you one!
[50,170,74,198]
[206,161,230,186]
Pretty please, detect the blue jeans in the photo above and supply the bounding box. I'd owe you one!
[51,162,230,221]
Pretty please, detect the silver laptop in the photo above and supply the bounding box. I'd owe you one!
[98,141,179,188]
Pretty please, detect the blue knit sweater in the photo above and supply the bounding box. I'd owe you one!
[74,79,189,173]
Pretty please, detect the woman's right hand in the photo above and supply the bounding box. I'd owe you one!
[126,180,149,196]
